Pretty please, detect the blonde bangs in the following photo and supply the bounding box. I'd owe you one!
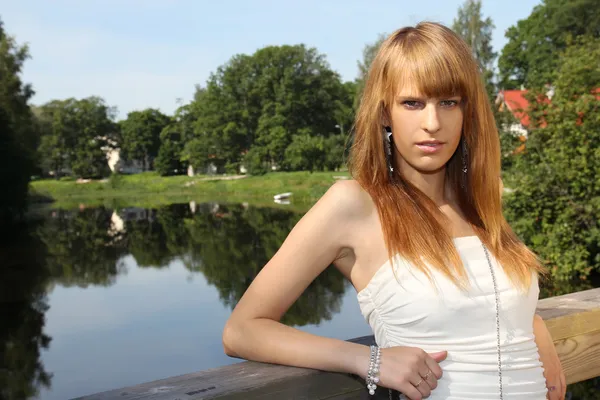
[386,43,468,105]
[382,29,473,108]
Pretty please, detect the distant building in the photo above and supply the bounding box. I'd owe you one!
[187,163,218,177]
[495,88,553,155]
[495,89,537,138]
[105,147,145,174]
[101,137,145,174]
[496,86,598,136]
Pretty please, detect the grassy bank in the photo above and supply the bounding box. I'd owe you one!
[30,171,350,209]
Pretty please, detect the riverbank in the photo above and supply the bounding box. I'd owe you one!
[30,171,350,209]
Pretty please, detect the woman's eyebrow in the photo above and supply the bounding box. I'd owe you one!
[396,93,462,100]
[396,94,425,100]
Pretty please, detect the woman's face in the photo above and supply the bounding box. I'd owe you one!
[388,84,464,175]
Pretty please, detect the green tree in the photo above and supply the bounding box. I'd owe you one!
[254,104,290,168]
[155,125,185,176]
[37,97,117,179]
[334,81,357,137]
[504,36,600,286]
[284,132,326,172]
[182,84,228,173]
[69,97,115,178]
[452,0,497,102]
[498,0,600,89]
[187,45,348,172]
[323,134,347,171]
[242,146,268,175]
[119,108,171,171]
[0,18,37,222]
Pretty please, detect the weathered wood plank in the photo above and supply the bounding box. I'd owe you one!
[77,288,600,400]
[536,287,600,341]
[554,329,600,385]
[74,339,372,400]
[535,287,600,385]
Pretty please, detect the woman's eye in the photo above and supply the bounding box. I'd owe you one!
[403,101,422,109]
[440,100,459,108]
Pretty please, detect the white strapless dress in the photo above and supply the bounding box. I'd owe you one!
[356,236,548,399]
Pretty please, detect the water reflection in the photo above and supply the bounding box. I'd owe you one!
[0,202,354,399]
[0,222,52,400]
[39,208,127,288]
[1,203,599,399]
[181,204,346,325]
[37,203,347,326]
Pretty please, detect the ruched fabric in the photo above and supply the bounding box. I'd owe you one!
[357,236,547,399]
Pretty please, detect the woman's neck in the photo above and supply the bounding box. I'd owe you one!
[397,162,448,206]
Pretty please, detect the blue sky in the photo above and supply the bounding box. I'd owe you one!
[1,0,541,120]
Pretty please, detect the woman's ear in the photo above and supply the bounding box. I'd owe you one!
[381,109,392,129]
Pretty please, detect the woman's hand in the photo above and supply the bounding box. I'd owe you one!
[540,342,566,400]
[359,346,447,400]
[533,315,566,400]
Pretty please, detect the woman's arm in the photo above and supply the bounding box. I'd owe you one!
[222,181,370,376]
[223,181,451,399]
[533,314,566,400]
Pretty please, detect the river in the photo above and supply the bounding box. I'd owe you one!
[1,202,372,400]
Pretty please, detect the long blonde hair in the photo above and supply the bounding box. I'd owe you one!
[349,22,545,291]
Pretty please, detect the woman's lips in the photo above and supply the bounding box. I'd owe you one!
[415,142,444,153]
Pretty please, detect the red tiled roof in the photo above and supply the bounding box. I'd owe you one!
[502,90,531,127]
[502,88,599,129]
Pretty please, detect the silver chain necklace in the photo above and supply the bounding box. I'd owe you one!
[389,243,504,400]
[482,244,504,399]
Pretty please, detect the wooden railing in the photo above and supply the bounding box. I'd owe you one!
[77,288,600,400]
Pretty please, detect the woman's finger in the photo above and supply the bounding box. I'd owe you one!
[410,372,432,399]
[397,379,423,400]
[424,353,444,380]
[420,367,438,390]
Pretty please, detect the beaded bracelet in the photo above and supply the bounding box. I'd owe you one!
[366,345,381,395]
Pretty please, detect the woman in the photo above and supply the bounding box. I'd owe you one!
[222,22,565,400]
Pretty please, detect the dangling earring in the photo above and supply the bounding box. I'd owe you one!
[383,126,394,180]
[461,138,468,188]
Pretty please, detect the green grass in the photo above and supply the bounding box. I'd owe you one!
[30,171,351,210]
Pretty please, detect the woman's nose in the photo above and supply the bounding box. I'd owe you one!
[421,104,441,133]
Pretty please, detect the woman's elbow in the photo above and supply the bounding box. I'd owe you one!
[222,320,242,357]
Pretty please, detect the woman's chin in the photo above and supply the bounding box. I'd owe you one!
[410,161,449,175]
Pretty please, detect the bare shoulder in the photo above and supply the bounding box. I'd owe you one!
[315,179,375,221]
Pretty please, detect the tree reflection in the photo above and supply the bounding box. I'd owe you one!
[122,204,195,268]
[0,221,52,400]
[31,202,600,329]
[37,207,127,287]
[124,208,173,268]
[182,203,348,327]
[156,204,194,257]
[24,203,349,329]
